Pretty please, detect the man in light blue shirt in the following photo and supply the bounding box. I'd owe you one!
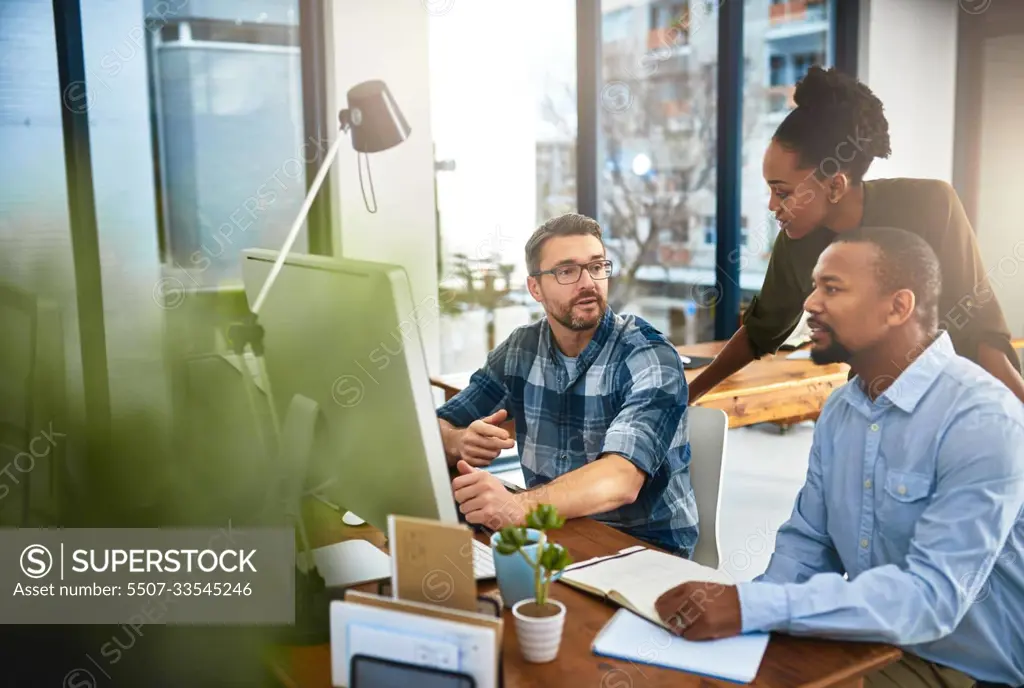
[655,227,1024,687]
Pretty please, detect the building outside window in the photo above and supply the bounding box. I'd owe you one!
[147,1,309,291]
[595,0,833,344]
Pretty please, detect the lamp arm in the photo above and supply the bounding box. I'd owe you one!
[251,122,347,315]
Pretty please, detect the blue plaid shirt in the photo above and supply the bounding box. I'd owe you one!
[437,308,698,558]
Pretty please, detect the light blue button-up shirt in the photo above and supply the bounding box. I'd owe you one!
[736,332,1024,685]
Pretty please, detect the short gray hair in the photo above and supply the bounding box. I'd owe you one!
[525,213,604,275]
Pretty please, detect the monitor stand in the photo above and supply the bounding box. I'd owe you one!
[299,538,391,589]
[274,395,391,590]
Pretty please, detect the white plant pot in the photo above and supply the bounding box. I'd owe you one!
[511,598,567,663]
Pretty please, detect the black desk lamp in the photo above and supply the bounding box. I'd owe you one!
[340,80,412,213]
[343,79,412,153]
[229,78,411,416]
[252,78,410,318]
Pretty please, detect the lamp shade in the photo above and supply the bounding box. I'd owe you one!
[342,80,411,153]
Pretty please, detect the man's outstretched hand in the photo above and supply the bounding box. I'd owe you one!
[450,409,515,468]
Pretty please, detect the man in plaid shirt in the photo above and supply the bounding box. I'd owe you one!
[437,214,698,558]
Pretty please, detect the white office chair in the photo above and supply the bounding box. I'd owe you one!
[687,406,729,569]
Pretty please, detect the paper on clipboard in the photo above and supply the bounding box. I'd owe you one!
[387,514,478,612]
[343,589,503,656]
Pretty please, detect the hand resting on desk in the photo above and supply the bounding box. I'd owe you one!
[655,581,743,641]
[452,460,526,530]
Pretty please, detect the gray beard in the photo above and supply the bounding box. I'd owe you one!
[552,302,605,331]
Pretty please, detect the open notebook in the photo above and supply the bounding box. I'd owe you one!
[559,546,733,629]
[593,609,769,684]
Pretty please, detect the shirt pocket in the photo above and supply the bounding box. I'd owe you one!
[877,470,933,545]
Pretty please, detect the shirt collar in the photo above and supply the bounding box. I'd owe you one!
[542,307,616,372]
[849,331,954,414]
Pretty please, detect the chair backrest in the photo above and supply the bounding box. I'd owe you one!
[687,406,729,569]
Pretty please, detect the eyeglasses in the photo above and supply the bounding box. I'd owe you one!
[530,259,614,285]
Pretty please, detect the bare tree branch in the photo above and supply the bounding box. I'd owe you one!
[539,36,767,313]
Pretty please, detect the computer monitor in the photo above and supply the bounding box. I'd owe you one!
[240,249,459,533]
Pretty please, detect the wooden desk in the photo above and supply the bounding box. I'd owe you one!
[433,339,1024,430]
[269,517,901,688]
[431,342,850,430]
[678,341,849,428]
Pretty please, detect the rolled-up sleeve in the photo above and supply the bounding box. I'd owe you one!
[601,343,687,477]
[436,339,510,428]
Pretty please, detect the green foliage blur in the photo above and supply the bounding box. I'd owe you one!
[0,243,300,684]
[494,504,573,607]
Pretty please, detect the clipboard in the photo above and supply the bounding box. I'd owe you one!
[387,514,478,612]
[375,580,502,618]
[344,590,503,657]
[331,598,498,688]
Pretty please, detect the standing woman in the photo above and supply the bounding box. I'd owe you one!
[688,66,1024,404]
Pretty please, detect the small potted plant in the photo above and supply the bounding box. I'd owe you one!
[494,504,574,663]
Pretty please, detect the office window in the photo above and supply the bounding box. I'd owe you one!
[0,0,88,526]
[55,0,317,413]
[429,1,577,373]
[0,1,75,301]
[136,1,309,291]
[599,0,716,337]
[0,3,81,357]
[742,0,834,288]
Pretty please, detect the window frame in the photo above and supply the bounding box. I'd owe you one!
[53,0,112,455]
[50,0,334,455]
[579,0,858,339]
